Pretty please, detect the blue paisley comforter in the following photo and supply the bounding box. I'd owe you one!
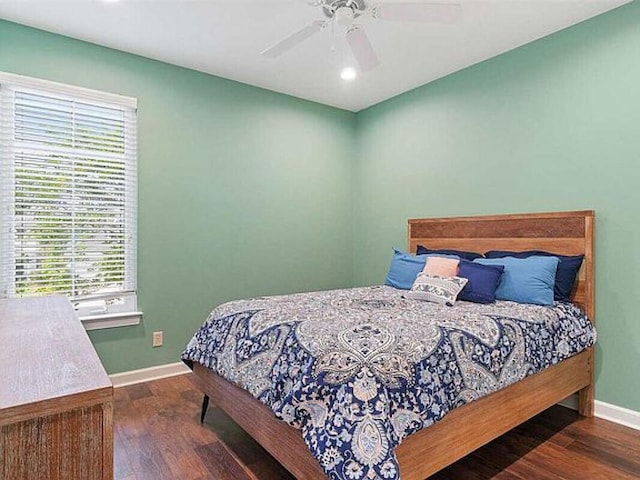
[181,285,595,480]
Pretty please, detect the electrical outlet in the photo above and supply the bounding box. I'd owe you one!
[152,330,164,347]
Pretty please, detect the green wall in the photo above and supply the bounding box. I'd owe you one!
[354,2,640,411]
[0,20,356,374]
[2,1,639,412]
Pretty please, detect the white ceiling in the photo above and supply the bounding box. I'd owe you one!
[0,0,631,111]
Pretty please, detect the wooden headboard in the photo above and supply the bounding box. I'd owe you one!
[408,211,594,320]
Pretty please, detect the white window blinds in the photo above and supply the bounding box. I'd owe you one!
[0,72,137,315]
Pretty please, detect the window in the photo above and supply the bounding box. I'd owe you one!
[0,72,140,329]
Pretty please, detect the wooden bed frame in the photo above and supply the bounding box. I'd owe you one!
[192,210,595,479]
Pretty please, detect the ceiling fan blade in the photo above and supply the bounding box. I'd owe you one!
[262,20,326,58]
[372,3,462,23]
[346,25,379,72]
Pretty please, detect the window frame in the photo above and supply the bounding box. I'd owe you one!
[0,71,141,330]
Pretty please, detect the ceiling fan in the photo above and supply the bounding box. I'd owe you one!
[262,0,463,72]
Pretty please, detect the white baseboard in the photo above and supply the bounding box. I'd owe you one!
[558,394,640,431]
[109,361,190,388]
[595,400,640,431]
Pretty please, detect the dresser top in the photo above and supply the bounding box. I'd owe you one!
[0,295,112,423]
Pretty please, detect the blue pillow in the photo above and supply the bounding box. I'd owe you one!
[457,260,504,304]
[384,249,458,290]
[474,256,560,306]
[416,245,482,261]
[484,250,584,301]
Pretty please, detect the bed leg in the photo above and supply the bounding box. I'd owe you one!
[578,348,595,417]
[201,394,210,423]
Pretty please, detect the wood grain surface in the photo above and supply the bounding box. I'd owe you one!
[0,295,114,480]
[395,351,591,479]
[408,210,595,319]
[114,375,640,480]
[0,296,112,418]
[192,363,327,479]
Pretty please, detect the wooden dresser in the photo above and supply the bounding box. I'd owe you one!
[0,295,113,480]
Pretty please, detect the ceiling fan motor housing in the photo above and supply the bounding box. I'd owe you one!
[322,0,367,22]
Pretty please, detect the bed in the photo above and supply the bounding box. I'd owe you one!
[183,210,595,480]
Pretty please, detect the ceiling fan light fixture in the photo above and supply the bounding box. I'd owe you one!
[341,67,357,80]
[335,6,355,26]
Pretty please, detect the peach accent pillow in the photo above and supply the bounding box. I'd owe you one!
[422,257,459,277]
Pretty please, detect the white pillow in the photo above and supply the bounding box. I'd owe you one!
[405,273,468,306]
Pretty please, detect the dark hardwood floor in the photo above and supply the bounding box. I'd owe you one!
[114,374,640,480]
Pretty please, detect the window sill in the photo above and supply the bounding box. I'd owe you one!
[80,311,143,331]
